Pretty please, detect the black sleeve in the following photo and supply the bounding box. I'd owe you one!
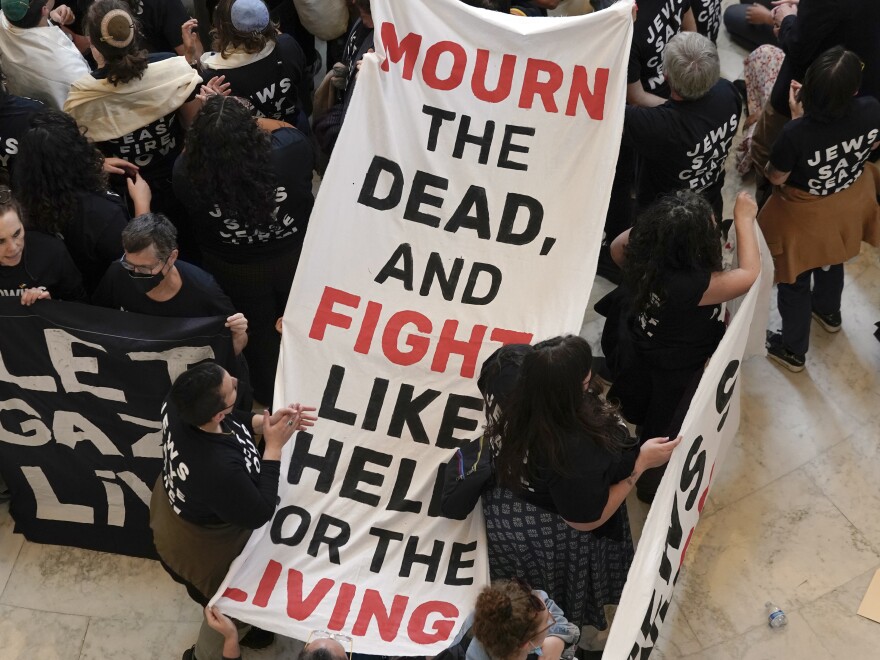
[91,264,120,308]
[161,0,189,50]
[627,47,641,86]
[52,244,88,303]
[777,1,836,69]
[548,439,613,524]
[623,105,669,156]
[208,457,282,529]
[93,201,128,265]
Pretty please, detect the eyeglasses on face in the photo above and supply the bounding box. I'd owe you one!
[119,253,167,277]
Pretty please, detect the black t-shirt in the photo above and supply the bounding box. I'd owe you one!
[769,96,880,196]
[627,0,691,98]
[692,0,721,42]
[92,259,236,317]
[201,35,306,123]
[516,424,637,524]
[130,0,188,53]
[632,269,725,370]
[46,190,129,294]
[172,126,314,262]
[0,231,86,301]
[93,54,191,181]
[160,404,280,528]
[0,92,45,175]
[624,79,741,209]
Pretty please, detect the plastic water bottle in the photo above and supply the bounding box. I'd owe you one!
[766,602,788,628]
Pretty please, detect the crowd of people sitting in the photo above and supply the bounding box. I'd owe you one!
[0,0,878,658]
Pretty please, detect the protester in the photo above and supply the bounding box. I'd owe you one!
[749,0,880,203]
[733,44,785,176]
[149,361,316,659]
[63,0,214,256]
[12,110,152,292]
[0,186,86,304]
[623,32,741,219]
[173,95,313,405]
[601,190,760,501]
[91,213,250,357]
[198,0,309,131]
[484,336,680,630]
[760,47,880,372]
[627,0,696,106]
[445,579,580,660]
[0,0,90,108]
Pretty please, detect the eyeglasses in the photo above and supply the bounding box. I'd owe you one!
[119,253,167,277]
[511,578,555,643]
[306,630,353,660]
[0,187,12,204]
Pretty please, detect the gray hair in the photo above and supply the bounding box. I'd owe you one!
[663,32,720,101]
[121,213,178,261]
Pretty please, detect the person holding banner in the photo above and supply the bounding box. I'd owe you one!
[484,336,680,631]
[149,361,317,660]
[0,186,87,304]
[604,189,760,501]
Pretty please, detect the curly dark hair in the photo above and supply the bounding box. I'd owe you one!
[184,96,276,227]
[623,191,722,314]
[472,580,546,659]
[85,0,149,86]
[12,111,107,236]
[211,0,279,57]
[489,335,627,489]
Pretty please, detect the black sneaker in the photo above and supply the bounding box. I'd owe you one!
[766,331,805,372]
[812,308,842,333]
[240,626,275,650]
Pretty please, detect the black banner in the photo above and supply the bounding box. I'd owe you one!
[0,299,236,558]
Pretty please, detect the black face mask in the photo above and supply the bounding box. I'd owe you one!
[130,268,165,294]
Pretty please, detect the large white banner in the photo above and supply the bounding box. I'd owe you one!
[603,225,774,659]
[214,0,634,654]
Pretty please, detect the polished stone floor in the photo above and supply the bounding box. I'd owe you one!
[2,4,880,659]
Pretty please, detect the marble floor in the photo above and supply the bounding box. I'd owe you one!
[3,4,880,660]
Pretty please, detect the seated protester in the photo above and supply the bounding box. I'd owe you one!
[760,47,880,372]
[197,0,308,131]
[0,186,86,304]
[63,0,210,258]
[623,32,741,219]
[0,0,90,109]
[602,190,759,502]
[13,110,152,293]
[173,95,314,405]
[204,605,348,660]
[446,579,580,660]
[627,0,696,107]
[0,64,45,177]
[149,362,316,660]
[723,0,776,52]
[91,213,249,357]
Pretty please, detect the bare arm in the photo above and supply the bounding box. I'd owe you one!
[627,81,667,108]
[764,162,791,186]
[699,191,761,306]
[681,7,697,32]
[609,228,631,267]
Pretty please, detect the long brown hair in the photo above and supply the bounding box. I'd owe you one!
[85,0,148,86]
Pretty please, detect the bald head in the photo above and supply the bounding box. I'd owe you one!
[302,638,347,660]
